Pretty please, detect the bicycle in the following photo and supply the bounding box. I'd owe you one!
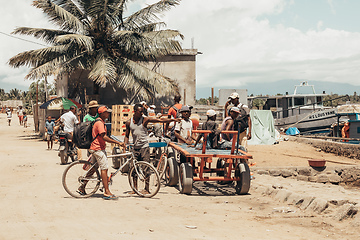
[62,148,161,198]
[149,137,170,180]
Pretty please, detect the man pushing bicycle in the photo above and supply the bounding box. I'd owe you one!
[79,106,125,200]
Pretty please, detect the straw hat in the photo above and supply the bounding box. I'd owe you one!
[88,100,99,108]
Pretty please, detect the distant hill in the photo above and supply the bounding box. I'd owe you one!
[196,80,359,99]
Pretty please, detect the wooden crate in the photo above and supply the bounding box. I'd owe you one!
[111,105,134,136]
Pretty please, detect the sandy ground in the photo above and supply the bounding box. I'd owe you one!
[0,114,359,240]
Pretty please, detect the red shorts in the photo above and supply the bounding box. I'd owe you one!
[19,115,24,121]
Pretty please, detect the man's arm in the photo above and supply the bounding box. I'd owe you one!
[223,119,234,141]
[143,116,179,128]
[224,99,231,118]
[102,133,125,148]
[247,116,252,140]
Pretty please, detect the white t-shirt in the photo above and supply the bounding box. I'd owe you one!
[6,111,12,119]
[174,119,193,143]
[17,108,24,116]
[60,111,79,133]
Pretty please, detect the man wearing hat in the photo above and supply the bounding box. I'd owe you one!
[81,106,125,200]
[174,105,195,145]
[224,92,252,143]
[218,107,241,149]
[83,100,99,122]
[191,109,219,149]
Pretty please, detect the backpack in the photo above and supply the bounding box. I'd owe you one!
[73,119,102,149]
[171,104,181,119]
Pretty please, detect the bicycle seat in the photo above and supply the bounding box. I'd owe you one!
[149,142,167,148]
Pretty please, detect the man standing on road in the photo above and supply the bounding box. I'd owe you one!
[45,116,55,150]
[6,108,12,126]
[82,106,125,200]
[17,106,24,125]
[83,100,99,122]
[125,103,178,194]
[224,92,252,146]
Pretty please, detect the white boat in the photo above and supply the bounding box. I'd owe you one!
[249,82,341,133]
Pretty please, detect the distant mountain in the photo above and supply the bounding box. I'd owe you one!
[197,79,359,98]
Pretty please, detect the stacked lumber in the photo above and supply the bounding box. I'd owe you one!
[111,105,134,136]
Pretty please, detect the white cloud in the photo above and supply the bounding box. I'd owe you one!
[1,0,360,95]
[148,0,360,89]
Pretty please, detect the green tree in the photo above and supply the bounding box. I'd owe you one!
[8,0,183,102]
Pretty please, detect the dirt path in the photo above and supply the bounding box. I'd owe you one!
[0,114,359,240]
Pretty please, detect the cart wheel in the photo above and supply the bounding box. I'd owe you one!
[165,147,179,186]
[178,163,193,194]
[235,162,251,195]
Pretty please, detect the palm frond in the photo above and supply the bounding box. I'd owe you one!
[123,0,180,30]
[33,0,85,33]
[54,34,94,52]
[88,50,117,87]
[54,0,89,25]
[11,27,69,44]
[117,59,179,96]
[8,44,72,68]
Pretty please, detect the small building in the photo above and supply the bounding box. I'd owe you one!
[56,49,199,107]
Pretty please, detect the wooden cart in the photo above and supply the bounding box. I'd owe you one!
[166,130,253,195]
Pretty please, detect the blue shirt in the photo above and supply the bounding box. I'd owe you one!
[45,120,55,135]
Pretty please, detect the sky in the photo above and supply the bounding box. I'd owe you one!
[1,0,360,98]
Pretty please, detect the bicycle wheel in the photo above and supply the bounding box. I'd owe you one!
[62,160,101,198]
[128,161,160,198]
[152,152,168,179]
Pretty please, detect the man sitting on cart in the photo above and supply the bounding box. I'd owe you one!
[219,107,240,149]
[190,109,219,149]
[124,103,178,194]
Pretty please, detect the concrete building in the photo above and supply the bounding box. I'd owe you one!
[56,49,199,107]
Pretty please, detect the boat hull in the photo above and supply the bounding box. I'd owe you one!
[274,108,337,133]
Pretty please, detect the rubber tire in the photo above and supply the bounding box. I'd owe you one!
[60,150,68,165]
[235,162,251,195]
[165,148,179,186]
[62,160,101,198]
[128,161,160,198]
[178,163,193,194]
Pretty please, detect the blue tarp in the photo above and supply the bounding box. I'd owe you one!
[286,127,300,135]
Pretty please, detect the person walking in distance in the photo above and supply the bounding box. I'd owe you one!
[45,116,55,150]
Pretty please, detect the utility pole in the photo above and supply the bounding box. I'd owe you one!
[35,81,39,132]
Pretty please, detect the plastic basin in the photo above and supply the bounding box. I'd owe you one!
[308,159,326,167]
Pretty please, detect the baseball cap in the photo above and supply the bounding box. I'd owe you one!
[150,105,156,109]
[228,92,239,99]
[88,100,99,108]
[98,106,112,114]
[230,107,240,113]
[206,109,216,117]
[180,105,193,112]
[140,101,147,105]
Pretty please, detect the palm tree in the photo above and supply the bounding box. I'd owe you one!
[8,0,183,102]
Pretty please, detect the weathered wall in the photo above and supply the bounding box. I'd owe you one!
[56,49,198,107]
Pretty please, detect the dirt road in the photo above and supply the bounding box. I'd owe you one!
[0,114,359,240]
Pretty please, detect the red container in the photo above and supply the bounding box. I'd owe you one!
[308,159,326,167]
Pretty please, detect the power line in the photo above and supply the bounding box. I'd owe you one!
[0,31,49,47]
